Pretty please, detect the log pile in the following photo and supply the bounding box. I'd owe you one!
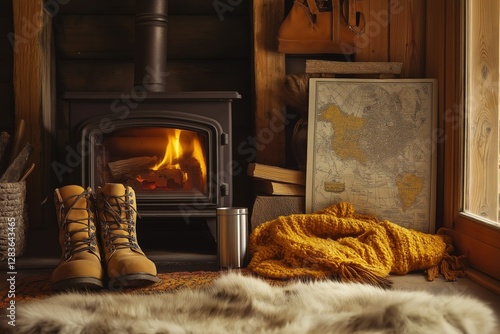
[0,120,34,183]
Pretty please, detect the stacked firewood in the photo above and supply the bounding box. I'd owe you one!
[0,120,34,183]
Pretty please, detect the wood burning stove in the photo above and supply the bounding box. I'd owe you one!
[63,91,240,221]
[60,0,241,227]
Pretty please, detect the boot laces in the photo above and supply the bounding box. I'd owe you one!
[58,189,97,260]
[99,191,140,252]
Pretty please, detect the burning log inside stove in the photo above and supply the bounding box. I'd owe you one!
[104,127,207,192]
[107,156,158,180]
[109,155,205,192]
[131,158,204,191]
[135,168,183,190]
[174,154,203,191]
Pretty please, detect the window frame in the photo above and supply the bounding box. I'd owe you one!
[438,0,500,287]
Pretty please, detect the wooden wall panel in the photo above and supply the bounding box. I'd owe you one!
[355,0,390,62]
[426,0,447,228]
[356,0,426,72]
[56,0,136,14]
[53,15,134,59]
[57,0,247,16]
[0,19,14,81]
[0,0,13,13]
[252,0,286,167]
[0,1,14,133]
[57,61,249,90]
[389,0,426,77]
[12,0,45,226]
[0,84,15,132]
[54,15,249,60]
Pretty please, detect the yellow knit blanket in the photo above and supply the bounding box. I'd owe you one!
[248,202,464,286]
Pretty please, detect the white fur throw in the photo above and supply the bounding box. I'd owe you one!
[8,273,497,334]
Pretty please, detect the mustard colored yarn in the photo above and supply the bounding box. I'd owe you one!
[248,202,463,285]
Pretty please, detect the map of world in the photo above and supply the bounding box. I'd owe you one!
[306,79,437,232]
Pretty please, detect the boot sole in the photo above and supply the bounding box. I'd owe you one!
[108,273,160,289]
[51,277,103,291]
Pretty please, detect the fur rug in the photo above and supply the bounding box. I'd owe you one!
[6,273,497,334]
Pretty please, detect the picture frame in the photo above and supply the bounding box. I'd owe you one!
[306,78,438,233]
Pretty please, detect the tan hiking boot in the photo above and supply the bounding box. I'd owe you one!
[52,185,104,290]
[96,183,159,288]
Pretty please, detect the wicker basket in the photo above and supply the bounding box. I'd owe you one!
[0,181,28,260]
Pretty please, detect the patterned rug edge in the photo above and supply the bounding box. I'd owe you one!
[1,269,261,309]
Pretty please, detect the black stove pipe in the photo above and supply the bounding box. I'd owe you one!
[134,0,168,92]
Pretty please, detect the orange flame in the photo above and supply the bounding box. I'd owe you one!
[152,128,207,187]
[152,128,181,170]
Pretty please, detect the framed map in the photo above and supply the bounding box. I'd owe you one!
[306,78,438,232]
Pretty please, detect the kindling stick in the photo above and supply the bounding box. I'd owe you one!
[0,142,32,183]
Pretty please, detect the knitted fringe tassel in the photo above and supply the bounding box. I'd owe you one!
[426,254,466,281]
[426,229,466,282]
[339,264,392,289]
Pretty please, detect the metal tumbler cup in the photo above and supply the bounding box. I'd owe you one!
[216,207,248,268]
